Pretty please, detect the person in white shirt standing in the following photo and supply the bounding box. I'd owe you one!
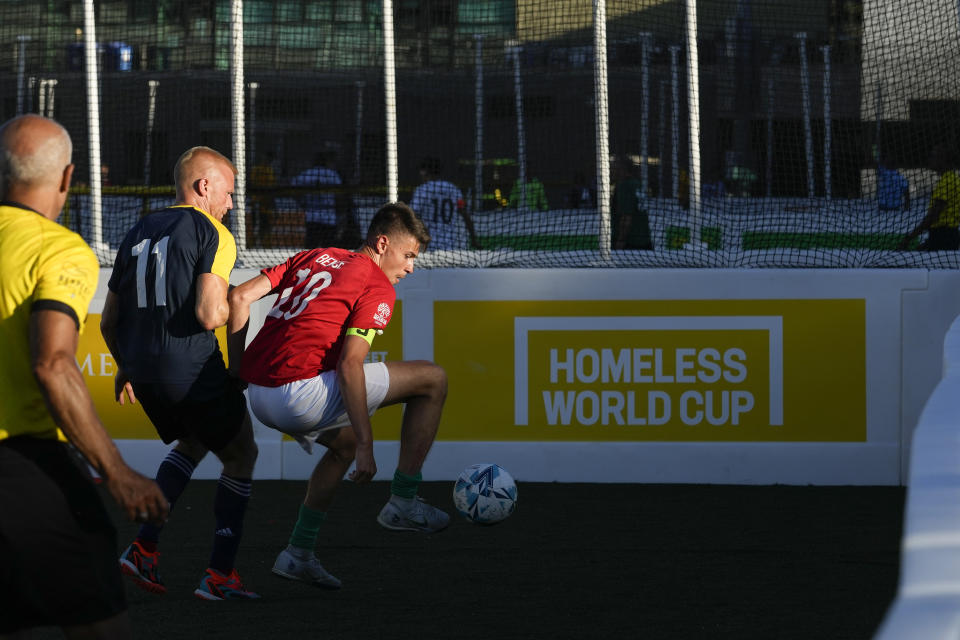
[409,157,479,250]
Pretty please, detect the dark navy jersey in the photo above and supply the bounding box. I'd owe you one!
[107,205,236,385]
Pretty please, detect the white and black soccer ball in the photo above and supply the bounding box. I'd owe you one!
[452,463,518,525]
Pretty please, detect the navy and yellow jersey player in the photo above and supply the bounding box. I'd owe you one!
[0,200,99,441]
[107,202,235,398]
[101,145,260,600]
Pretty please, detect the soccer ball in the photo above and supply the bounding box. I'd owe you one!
[452,463,518,525]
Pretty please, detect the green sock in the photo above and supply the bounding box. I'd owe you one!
[288,503,327,551]
[390,470,422,499]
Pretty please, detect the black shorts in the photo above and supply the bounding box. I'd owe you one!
[0,437,126,633]
[134,376,247,452]
[923,227,960,251]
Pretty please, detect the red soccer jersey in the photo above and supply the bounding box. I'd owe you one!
[240,247,395,386]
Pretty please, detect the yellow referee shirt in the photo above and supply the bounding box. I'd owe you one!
[0,201,99,441]
[931,170,960,228]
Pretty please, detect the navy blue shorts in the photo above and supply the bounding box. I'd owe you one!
[0,437,126,633]
[134,375,247,452]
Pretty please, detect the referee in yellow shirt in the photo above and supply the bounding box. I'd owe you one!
[899,143,960,251]
[0,114,167,639]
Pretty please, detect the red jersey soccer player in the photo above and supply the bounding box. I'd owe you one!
[227,201,449,589]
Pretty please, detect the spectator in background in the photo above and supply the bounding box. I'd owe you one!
[724,151,758,197]
[249,151,277,248]
[291,152,343,248]
[482,163,510,211]
[899,143,960,250]
[702,179,726,198]
[877,152,910,213]
[565,171,596,209]
[508,170,549,211]
[678,167,690,210]
[611,154,653,251]
[410,157,479,250]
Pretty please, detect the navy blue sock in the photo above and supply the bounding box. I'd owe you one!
[137,449,197,547]
[209,474,252,573]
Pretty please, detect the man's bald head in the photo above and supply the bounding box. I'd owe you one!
[0,114,72,195]
[173,146,237,221]
[174,146,237,199]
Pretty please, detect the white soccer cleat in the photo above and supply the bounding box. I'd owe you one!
[376,495,450,533]
[271,546,342,589]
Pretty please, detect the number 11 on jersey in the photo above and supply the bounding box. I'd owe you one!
[132,236,169,308]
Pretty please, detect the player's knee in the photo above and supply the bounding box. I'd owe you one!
[243,438,259,467]
[335,431,357,463]
[218,434,258,472]
[237,415,259,465]
[427,362,448,399]
[332,444,355,466]
[175,438,208,463]
[240,439,258,471]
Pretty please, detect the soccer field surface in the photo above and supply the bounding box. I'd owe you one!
[33,481,902,639]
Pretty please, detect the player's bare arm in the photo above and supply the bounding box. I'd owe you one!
[195,271,230,330]
[226,274,274,376]
[100,290,137,404]
[338,334,377,483]
[31,309,168,525]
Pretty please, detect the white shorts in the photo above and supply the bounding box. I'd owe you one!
[247,362,389,454]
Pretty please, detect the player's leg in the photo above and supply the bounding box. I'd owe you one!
[271,427,351,589]
[194,388,259,600]
[209,409,258,478]
[246,372,352,588]
[305,426,358,511]
[119,441,202,594]
[380,360,447,473]
[376,360,450,532]
[119,384,207,594]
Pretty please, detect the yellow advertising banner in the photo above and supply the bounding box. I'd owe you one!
[435,299,865,442]
[79,302,403,440]
[77,314,160,439]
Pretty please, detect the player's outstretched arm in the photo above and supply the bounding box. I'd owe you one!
[195,272,230,330]
[338,334,377,483]
[31,309,168,525]
[226,274,273,376]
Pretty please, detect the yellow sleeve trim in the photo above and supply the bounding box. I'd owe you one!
[346,327,380,346]
[190,206,237,282]
[210,226,236,283]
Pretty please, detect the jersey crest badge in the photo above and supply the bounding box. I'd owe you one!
[374,302,391,326]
